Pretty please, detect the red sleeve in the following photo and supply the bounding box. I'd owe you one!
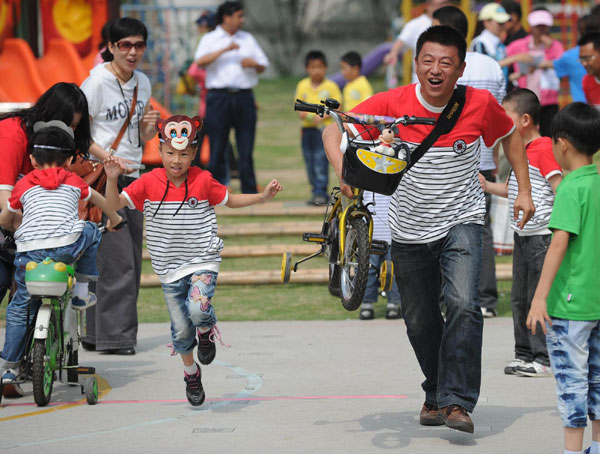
[349,91,392,138]
[206,174,228,206]
[0,118,29,190]
[481,91,515,148]
[583,75,593,104]
[7,177,30,212]
[122,175,147,211]
[65,172,91,201]
[539,145,562,179]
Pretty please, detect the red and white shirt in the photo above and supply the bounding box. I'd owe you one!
[582,74,600,110]
[508,137,561,235]
[350,84,515,243]
[0,117,33,192]
[123,167,228,283]
[8,167,90,252]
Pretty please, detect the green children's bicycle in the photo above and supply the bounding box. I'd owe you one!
[0,257,98,406]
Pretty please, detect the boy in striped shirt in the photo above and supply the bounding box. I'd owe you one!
[104,115,281,407]
[0,122,122,396]
[480,88,562,377]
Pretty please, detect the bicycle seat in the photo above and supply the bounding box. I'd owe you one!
[25,258,75,297]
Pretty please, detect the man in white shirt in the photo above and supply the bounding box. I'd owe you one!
[384,0,448,83]
[433,5,506,318]
[194,1,269,193]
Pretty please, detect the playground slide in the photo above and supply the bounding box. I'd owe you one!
[0,39,46,102]
[329,41,393,89]
[0,37,170,166]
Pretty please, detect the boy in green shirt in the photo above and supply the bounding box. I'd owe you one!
[527,102,600,454]
[294,50,341,206]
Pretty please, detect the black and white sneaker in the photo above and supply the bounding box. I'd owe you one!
[184,364,205,406]
[197,328,217,365]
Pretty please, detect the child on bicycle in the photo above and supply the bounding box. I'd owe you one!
[526,102,600,454]
[340,51,373,112]
[295,50,341,206]
[0,121,122,397]
[104,114,282,407]
[480,89,562,378]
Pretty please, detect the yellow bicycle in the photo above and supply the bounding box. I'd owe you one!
[281,98,435,311]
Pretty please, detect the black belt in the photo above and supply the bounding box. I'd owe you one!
[209,88,252,93]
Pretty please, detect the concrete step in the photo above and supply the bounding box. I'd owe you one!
[143,221,322,239]
[141,267,328,287]
[142,244,320,260]
[140,262,513,287]
[215,201,326,217]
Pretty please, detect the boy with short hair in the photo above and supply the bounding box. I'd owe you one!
[294,50,341,206]
[104,115,281,407]
[0,122,122,396]
[340,51,373,112]
[481,88,562,377]
[527,102,600,454]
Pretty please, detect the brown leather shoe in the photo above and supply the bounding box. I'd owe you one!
[420,402,444,426]
[439,405,474,433]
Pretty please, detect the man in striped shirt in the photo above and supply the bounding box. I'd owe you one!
[432,6,506,317]
[323,25,534,434]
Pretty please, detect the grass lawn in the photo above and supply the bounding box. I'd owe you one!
[7,77,599,325]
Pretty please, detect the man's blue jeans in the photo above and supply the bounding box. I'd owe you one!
[0,222,101,365]
[391,223,483,412]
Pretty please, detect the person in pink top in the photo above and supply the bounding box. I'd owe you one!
[505,8,564,136]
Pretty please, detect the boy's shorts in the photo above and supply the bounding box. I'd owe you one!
[546,317,600,428]
[161,270,218,355]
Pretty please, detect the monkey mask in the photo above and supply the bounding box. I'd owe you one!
[156,115,203,150]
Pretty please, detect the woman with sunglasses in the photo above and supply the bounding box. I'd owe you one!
[81,17,160,355]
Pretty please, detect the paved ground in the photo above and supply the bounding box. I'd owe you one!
[0,318,576,453]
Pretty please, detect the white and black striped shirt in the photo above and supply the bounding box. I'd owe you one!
[508,137,562,235]
[8,168,89,252]
[123,167,228,283]
[349,84,515,244]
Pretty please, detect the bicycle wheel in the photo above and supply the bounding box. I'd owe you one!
[328,264,341,297]
[85,376,98,405]
[340,218,370,311]
[67,342,78,384]
[32,311,56,406]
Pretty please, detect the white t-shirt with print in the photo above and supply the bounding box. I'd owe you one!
[81,64,151,178]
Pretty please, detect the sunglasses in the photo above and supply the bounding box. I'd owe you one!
[115,40,147,52]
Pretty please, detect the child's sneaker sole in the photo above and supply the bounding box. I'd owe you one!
[197,329,216,365]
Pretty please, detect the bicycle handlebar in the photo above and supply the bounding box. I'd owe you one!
[294,98,436,134]
[293,101,322,114]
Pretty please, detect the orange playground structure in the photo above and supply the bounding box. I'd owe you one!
[0,0,168,166]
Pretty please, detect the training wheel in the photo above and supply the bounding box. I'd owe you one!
[380,259,394,292]
[85,376,98,405]
[281,252,293,283]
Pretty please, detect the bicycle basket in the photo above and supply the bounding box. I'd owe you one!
[342,138,410,196]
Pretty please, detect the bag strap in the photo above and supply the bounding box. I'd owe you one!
[406,84,467,172]
[109,84,138,155]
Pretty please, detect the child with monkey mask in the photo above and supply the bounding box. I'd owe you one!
[104,114,282,406]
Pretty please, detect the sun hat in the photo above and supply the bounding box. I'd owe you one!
[528,9,553,27]
[479,3,511,23]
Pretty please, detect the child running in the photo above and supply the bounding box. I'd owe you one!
[104,115,282,406]
[0,122,122,396]
[480,88,562,377]
[526,102,600,454]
